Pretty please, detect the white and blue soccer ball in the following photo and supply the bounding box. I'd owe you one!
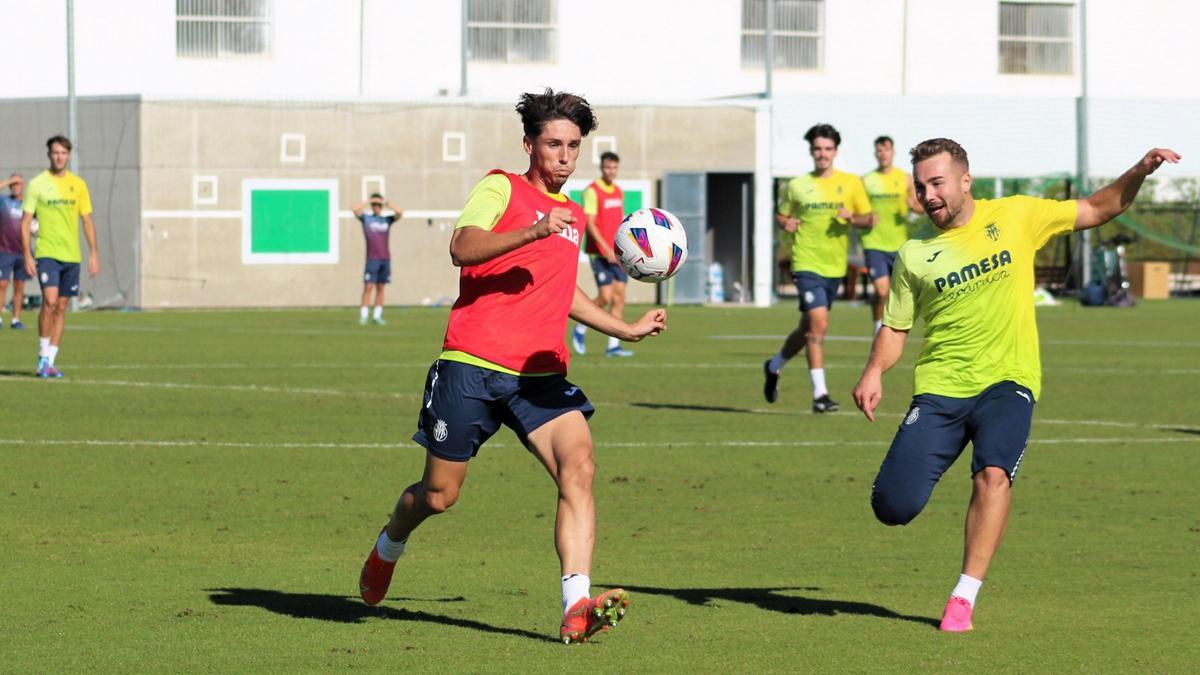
[613,208,688,282]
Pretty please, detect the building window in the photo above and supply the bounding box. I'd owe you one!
[998,2,1073,74]
[177,0,272,59]
[741,0,823,70]
[467,0,556,64]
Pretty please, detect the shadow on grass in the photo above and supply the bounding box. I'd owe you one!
[1162,427,1200,436]
[630,402,761,415]
[207,588,557,642]
[612,584,939,628]
[0,370,37,378]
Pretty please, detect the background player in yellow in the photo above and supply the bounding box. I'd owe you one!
[861,135,923,334]
[763,123,874,413]
[21,135,100,379]
[852,138,1181,632]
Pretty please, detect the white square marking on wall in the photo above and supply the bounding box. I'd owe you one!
[281,133,306,163]
[592,136,617,164]
[193,175,218,205]
[442,132,466,162]
[362,175,386,201]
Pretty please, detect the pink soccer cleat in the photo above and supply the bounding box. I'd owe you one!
[939,595,974,632]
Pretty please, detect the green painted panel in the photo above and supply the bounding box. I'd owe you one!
[250,190,330,254]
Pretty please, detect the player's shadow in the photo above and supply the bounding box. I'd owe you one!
[0,369,36,378]
[206,588,557,643]
[1162,426,1200,436]
[630,402,760,414]
[612,584,939,628]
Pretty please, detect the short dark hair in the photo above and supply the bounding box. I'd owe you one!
[516,88,598,139]
[599,151,620,164]
[910,138,969,170]
[369,193,383,201]
[874,136,894,147]
[47,135,73,152]
[804,123,841,148]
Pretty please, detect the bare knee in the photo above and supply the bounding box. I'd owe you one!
[973,467,1011,494]
[557,449,596,496]
[420,485,460,514]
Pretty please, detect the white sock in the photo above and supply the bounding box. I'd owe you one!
[607,335,620,350]
[873,320,883,335]
[951,574,983,606]
[768,352,789,374]
[561,573,590,612]
[574,324,586,336]
[810,368,828,398]
[39,337,51,357]
[360,306,368,319]
[48,345,59,366]
[375,530,407,562]
[373,305,383,320]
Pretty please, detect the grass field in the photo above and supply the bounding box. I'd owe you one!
[2,300,1198,672]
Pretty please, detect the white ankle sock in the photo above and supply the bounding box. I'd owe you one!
[607,336,620,350]
[768,352,789,374]
[48,345,59,365]
[373,306,383,320]
[810,368,828,398]
[360,306,368,319]
[951,574,982,606]
[39,337,51,357]
[375,530,407,562]
[562,573,590,612]
[574,324,586,336]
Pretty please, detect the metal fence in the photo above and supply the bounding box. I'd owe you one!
[176,0,272,59]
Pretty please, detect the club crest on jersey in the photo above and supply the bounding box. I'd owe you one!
[934,249,1012,293]
[986,222,1001,241]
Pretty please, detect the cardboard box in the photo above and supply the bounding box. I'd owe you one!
[1128,262,1170,299]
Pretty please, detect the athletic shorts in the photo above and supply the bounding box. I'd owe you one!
[589,256,628,287]
[364,259,391,284]
[412,359,595,462]
[792,271,842,312]
[870,380,1036,526]
[37,257,81,297]
[0,252,30,282]
[863,249,898,281]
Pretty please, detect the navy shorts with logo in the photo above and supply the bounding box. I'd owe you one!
[413,359,595,462]
[589,256,628,287]
[863,249,898,281]
[0,252,30,282]
[364,259,391,284]
[37,257,81,297]
[792,271,842,312]
[870,380,1036,526]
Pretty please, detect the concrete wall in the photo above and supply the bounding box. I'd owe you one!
[138,100,756,308]
[0,97,140,308]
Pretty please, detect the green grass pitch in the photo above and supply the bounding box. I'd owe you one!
[2,300,1197,671]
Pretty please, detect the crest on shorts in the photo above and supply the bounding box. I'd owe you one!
[804,290,815,305]
[433,419,448,442]
[904,406,920,425]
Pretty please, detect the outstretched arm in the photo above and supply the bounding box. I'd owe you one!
[1075,148,1181,231]
[450,206,574,267]
[851,326,909,422]
[569,286,665,341]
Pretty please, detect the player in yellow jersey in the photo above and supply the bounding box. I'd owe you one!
[852,138,1181,632]
[20,136,100,378]
[861,136,923,334]
[763,124,874,413]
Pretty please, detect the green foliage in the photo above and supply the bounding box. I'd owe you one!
[2,305,1197,671]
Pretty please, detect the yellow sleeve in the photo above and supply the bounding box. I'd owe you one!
[455,174,511,231]
[849,175,872,215]
[22,179,40,214]
[582,186,599,216]
[1028,197,1077,250]
[883,247,915,330]
[77,178,93,216]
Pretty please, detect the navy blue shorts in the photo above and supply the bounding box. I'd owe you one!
[413,359,595,462]
[0,252,30,282]
[863,249,898,281]
[870,380,1036,526]
[589,256,628,287]
[792,272,841,312]
[364,259,390,284]
[37,258,81,297]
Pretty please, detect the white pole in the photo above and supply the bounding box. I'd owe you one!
[67,0,77,173]
[1077,0,1091,287]
[753,102,774,307]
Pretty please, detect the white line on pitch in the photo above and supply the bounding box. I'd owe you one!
[708,334,1200,348]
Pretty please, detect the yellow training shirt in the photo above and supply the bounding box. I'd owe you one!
[884,196,1077,400]
[777,170,871,277]
[861,168,911,253]
[22,170,92,263]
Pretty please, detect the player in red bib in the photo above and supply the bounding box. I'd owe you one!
[571,151,633,357]
[357,89,667,644]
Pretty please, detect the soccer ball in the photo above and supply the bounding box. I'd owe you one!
[613,208,688,282]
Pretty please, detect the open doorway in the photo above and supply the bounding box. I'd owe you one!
[662,171,755,304]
